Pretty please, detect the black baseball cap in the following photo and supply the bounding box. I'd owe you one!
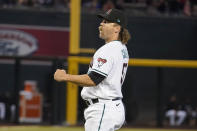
[97,9,127,28]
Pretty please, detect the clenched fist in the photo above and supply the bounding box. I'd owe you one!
[54,69,67,82]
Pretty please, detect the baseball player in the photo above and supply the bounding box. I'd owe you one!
[54,8,131,131]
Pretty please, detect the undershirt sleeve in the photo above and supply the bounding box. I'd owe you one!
[88,71,106,85]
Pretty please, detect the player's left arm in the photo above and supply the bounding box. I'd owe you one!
[54,69,105,87]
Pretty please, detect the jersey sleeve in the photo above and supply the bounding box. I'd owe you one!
[88,71,106,85]
[91,49,114,77]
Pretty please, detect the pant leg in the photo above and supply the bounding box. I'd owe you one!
[165,109,176,126]
[176,110,187,126]
[10,104,16,122]
[84,100,125,131]
[0,102,6,120]
[84,103,108,131]
[112,100,125,130]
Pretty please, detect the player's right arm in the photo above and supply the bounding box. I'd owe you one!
[54,69,105,87]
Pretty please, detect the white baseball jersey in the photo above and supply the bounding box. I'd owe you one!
[81,40,129,100]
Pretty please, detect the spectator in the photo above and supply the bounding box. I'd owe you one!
[190,0,197,16]
[157,0,168,14]
[17,0,33,7]
[82,0,101,11]
[183,98,193,124]
[168,0,182,15]
[183,98,197,126]
[0,0,16,7]
[0,94,6,121]
[183,0,191,16]
[176,100,188,126]
[146,0,161,16]
[54,0,70,10]
[192,107,197,126]
[101,0,115,11]
[115,0,124,10]
[165,95,187,126]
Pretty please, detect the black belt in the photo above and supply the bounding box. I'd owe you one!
[84,98,121,106]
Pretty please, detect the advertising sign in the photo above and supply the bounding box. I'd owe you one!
[0,24,69,57]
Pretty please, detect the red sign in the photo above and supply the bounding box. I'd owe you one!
[0,24,69,57]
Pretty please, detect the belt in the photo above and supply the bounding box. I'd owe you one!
[84,98,121,106]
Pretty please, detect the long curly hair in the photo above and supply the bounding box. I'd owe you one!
[118,28,131,44]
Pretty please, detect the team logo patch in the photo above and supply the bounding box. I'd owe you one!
[97,57,107,67]
[106,9,112,15]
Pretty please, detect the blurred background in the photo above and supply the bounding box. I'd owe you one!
[0,0,197,130]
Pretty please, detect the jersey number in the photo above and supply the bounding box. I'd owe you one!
[121,63,128,85]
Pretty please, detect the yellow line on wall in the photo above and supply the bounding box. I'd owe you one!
[68,56,197,68]
[129,58,197,68]
[79,48,96,54]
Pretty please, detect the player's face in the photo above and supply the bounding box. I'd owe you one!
[99,20,117,42]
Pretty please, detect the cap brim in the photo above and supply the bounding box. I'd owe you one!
[97,13,126,28]
[97,14,110,21]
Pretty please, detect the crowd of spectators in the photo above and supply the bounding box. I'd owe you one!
[0,0,197,17]
[165,95,197,126]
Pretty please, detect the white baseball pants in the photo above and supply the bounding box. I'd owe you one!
[0,102,6,120]
[84,99,125,131]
